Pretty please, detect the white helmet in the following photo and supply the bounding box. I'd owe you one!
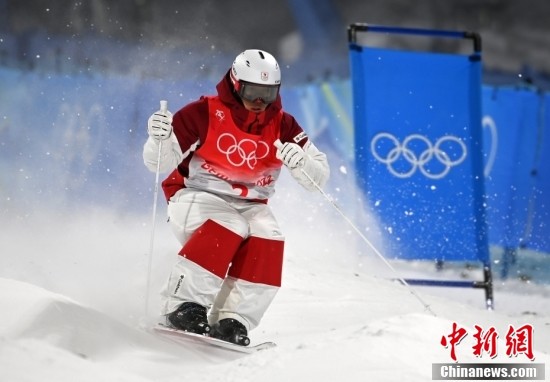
[230,49,281,104]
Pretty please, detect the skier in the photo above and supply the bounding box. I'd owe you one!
[143,49,329,345]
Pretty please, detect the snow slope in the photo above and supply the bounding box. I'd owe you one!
[1,172,549,382]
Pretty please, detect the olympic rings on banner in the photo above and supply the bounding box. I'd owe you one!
[370,132,467,179]
[217,133,270,169]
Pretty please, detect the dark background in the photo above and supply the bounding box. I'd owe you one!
[1,0,549,85]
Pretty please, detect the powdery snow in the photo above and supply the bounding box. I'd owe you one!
[1,174,549,382]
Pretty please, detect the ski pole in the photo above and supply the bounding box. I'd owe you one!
[274,140,437,317]
[145,100,168,318]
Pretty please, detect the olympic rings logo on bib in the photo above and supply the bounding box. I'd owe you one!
[370,133,467,179]
[217,133,270,170]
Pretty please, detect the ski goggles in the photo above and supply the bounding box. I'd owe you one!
[237,81,280,104]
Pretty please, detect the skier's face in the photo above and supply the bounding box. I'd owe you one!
[242,98,268,113]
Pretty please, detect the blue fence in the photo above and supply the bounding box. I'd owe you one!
[0,67,211,213]
[346,24,550,305]
[348,24,493,308]
[281,78,550,265]
[0,67,354,216]
[348,25,489,264]
[283,78,550,260]
[483,87,550,254]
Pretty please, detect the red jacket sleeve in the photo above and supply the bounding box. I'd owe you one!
[161,98,209,201]
[171,97,209,154]
[279,112,309,148]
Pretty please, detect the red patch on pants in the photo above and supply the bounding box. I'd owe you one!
[228,237,284,287]
[179,219,244,279]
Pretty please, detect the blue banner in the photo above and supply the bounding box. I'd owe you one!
[482,87,540,249]
[349,44,489,264]
[529,93,550,252]
[482,87,550,254]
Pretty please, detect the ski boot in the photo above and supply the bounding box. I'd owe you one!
[210,318,250,346]
[167,302,211,335]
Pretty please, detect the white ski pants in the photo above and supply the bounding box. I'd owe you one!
[161,188,284,331]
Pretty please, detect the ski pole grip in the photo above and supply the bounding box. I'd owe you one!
[274,139,283,149]
[160,100,168,114]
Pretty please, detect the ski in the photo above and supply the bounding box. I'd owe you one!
[153,324,276,354]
